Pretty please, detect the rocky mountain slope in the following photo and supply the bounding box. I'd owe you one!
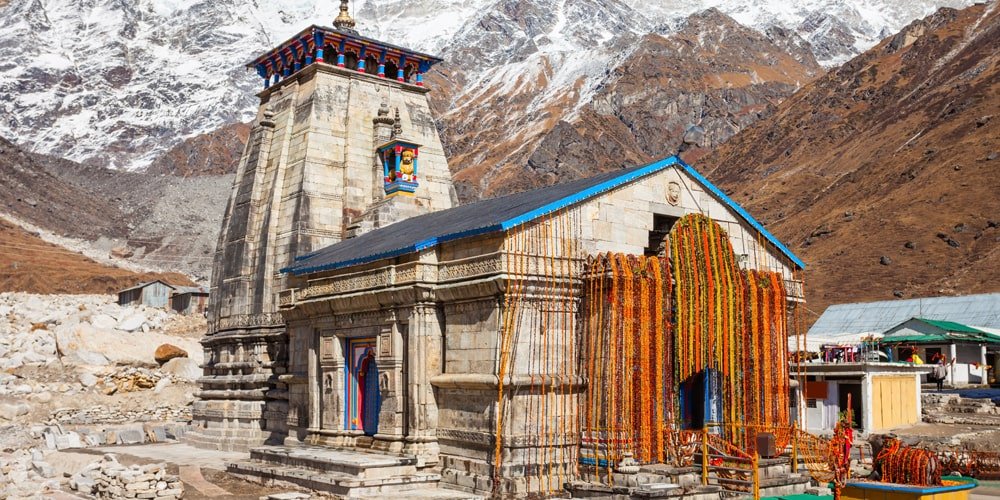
[438,7,822,199]
[0,136,230,281]
[0,0,976,175]
[700,3,1000,320]
[0,219,194,294]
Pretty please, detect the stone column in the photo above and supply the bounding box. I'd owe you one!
[404,289,441,466]
[949,343,958,386]
[981,345,988,384]
[308,328,320,434]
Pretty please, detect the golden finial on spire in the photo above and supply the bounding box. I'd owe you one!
[334,0,357,31]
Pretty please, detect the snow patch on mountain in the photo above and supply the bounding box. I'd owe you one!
[0,0,979,172]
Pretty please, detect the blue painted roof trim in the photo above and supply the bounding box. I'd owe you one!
[285,155,804,275]
[678,158,805,270]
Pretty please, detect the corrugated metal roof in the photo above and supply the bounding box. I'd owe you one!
[808,293,1000,338]
[117,280,175,294]
[172,286,208,295]
[883,332,1000,345]
[284,156,805,275]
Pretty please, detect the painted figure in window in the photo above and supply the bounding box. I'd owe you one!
[400,150,415,181]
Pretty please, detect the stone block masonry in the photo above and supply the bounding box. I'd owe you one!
[192,60,455,451]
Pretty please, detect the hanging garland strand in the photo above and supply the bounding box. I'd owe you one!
[671,214,791,449]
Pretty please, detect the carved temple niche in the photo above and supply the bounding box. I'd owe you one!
[378,140,422,197]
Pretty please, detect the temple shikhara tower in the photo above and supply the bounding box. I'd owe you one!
[192,2,814,499]
[188,1,456,452]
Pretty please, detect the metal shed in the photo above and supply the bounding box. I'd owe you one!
[117,280,176,309]
[169,286,209,315]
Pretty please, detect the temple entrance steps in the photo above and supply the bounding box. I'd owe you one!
[226,445,481,498]
[699,456,811,499]
[566,457,811,499]
[568,464,722,499]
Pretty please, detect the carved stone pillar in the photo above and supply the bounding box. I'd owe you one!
[404,290,441,465]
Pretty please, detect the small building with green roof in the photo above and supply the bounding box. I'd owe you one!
[882,318,1000,386]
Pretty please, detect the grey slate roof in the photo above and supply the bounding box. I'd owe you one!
[286,163,658,275]
[807,293,1000,338]
[285,155,804,275]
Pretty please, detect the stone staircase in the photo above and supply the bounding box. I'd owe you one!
[226,445,481,499]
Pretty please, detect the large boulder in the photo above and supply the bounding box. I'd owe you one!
[160,357,201,381]
[116,313,147,333]
[154,344,188,365]
[89,314,118,331]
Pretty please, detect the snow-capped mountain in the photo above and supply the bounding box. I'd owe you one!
[0,0,979,173]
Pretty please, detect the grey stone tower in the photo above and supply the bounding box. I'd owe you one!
[187,11,455,451]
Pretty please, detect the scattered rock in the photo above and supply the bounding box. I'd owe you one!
[880,256,892,266]
[904,241,916,249]
[160,357,202,381]
[936,233,961,248]
[810,225,834,238]
[0,403,32,421]
[154,344,188,364]
[79,372,99,387]
[31,391,53,404]
[986,152,998,161]
[110,246,135,259]
[153,378,172,394]
[893,290,905,298]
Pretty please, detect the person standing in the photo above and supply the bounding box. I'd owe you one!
[931,354,948,391]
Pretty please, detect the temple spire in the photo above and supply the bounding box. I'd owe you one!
[334,0,357,32]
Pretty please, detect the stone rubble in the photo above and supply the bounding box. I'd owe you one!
[0,293,205,496]
[0,293,202,375]
[0,448,61,499]
[922,392,1000,425]
[70,454,184,499]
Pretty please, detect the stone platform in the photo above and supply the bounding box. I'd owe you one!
[226,445,481,499]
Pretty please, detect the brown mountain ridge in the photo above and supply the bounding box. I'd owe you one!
[700,3,1000,320]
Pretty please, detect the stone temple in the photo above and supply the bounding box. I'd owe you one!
[190,2,810,499]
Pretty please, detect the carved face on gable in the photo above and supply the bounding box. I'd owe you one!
[667,181,681,206]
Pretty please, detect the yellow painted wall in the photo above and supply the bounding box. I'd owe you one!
[871,375,918,431]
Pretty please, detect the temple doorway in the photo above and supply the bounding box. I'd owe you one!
[345,338,381,435]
